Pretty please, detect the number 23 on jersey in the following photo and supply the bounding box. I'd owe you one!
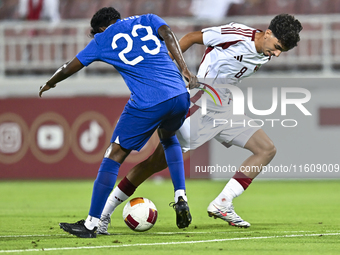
[111,24,161,66]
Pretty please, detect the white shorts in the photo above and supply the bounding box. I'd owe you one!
[176,108,260,153]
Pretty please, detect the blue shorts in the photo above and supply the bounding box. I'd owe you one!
[111,92,190,151]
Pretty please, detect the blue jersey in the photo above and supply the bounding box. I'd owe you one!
[76,14,187,109]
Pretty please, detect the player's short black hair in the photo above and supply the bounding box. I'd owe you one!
[90,7,121,38]
[268,14,303,50]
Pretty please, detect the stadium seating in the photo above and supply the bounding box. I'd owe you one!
[129,0,167,17]
[0,0,340,75]
[266,0,297,15]
[59,0,99,20]
[98,0,133,18]
[296,0,330,14]
[228,0,268,16]
[0,0,19,20]
[329,0,340,13]
[1,0,340,20]
[164,0,192,17]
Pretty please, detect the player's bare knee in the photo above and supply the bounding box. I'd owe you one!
[261,141,277,161]
[252,139,276,162]
[104,143,130,163]
[268,144,277,161]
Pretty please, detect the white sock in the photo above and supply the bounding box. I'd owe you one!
[84,215,99,230]
[101,186,129,217]
[174,189,187,202]
[214,178,244,205]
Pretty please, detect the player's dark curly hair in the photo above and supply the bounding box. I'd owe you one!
[268,14,303,50]
[90,7,121,38]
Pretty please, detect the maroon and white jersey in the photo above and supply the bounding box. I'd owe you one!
[193,22,270,112]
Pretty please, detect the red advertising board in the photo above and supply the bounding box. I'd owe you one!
[0,97,209,179]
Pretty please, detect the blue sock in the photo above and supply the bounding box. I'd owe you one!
[89,158,120,218]
[160,135,186,191]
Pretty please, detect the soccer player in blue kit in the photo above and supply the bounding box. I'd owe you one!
[39,7,198,238]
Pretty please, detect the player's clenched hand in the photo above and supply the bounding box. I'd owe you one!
[182,68,199,89]
[39,83,56,97]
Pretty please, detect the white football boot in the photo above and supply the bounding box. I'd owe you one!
[97,214,111,235]
[207,201,251,228]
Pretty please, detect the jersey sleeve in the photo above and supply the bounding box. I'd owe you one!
[202,23,251,47]
[76,38,100,66]
[147,14,169,40]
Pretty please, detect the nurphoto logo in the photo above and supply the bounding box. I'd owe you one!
[198,81,312,128]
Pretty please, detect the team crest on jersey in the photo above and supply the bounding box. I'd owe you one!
[234,55,243,62]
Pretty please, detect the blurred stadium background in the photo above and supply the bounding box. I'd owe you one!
[0,0,339,180]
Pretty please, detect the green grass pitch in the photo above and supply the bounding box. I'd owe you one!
[0,179,339,254]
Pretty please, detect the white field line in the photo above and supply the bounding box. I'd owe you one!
[0,231,251,238]
[0,229,323,238]
[0,232,339,253]
[0,234,67,238]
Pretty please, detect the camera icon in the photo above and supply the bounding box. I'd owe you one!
[0,123,22,154]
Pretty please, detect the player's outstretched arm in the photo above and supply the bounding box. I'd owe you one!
[39,57,84,97]
[178,31,204,55]
[168,31,203,60]
[158,25,198,89]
